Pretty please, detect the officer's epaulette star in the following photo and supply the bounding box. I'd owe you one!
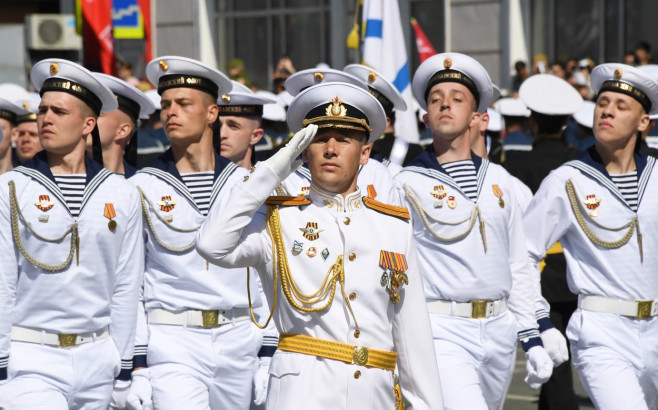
[362,197,410,220]
[265,195,311,206]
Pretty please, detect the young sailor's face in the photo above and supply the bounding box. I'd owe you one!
[303,128,370,196]
[425,82,479,143]
[594,91,649,146]
[38,91,95,155]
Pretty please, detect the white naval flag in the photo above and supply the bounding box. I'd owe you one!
[362,0,420,154]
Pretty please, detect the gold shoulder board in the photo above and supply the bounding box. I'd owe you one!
[362,197,410,220]
[265,195,312,206]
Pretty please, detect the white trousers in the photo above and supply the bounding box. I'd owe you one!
[147,319,261,410]
[429,310,517,410]
[568,309,658,410]
[4,337,119,409]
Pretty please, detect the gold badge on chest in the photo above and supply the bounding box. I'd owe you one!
[492,184,504,208]
[584,194,601,217]
[300,222,324,240]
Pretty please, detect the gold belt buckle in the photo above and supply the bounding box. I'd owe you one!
[470,300,489,319]
[353,346,369,366]
[58,334,77,347]
[636,300,653,319]
[201,310,219,328]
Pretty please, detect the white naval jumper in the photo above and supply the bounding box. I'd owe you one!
[0,151,144,390]
[523,148,658,410]
[196,164,442,410]
[395,148,540,409]
[129,150,277,409]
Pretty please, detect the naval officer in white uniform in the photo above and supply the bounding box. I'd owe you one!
[197,81,443,409]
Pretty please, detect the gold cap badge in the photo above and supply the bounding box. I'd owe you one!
[368,72,377,83]
[159,60,169,72]
[443,57,452,69]
[221,94,231,103]
[614,68,622,80]
[314,72,324,82]
[49,63,59,75]
[326,96,347,117]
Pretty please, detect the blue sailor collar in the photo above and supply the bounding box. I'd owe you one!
[20,150,106,185]
[138,148,238,211]
[123,160,137,179]
[309,183,363,212]
[406,144,483,173]
[403,145,489,202]
[566,146,655,209]
[14,151,113,217]
[576,146,648,180]
[144,148,235,183]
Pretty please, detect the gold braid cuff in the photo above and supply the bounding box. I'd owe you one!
[9,180,78,271]
[565,179,641,261]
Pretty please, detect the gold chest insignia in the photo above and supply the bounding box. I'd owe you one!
[379,250,409,304]
[157,196,176,212]
[35,194,54,212]
[300,222,324,241]
[104,203,117,231]
[584,194,601,217]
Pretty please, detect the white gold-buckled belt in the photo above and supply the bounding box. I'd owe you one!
[10,325,109,348]
[427,299,507,319]
[148,307,251,328]
[578,295,658,319]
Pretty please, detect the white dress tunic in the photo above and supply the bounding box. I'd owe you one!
[197,164,442,410]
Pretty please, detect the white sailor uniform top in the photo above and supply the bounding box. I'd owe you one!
[129,150,278,366]
[0,151,144,380]
[524,148,658,316]
[196,164,442,410]
[395,148,541,347]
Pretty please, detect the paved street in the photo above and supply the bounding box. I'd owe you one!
[504,347,595,410]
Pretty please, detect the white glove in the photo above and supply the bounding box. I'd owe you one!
[126,369,153,410]
[540,327,569,367]
[109,379,131,409]
[524,346,553,390]
[253,357,271,406]
[262,124,318,180]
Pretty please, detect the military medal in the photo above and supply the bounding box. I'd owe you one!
[306,246,317,258]
[379,250,409,304]
[157,196,176,212]
[300,222,323,240]
[447,196,457,209]
[298,186,310,196]
[35,194,54,212]
[431,185,447,208]
[321,247,330,261]
[492,184,504,208]
[38,214,49,223]
[584,194,601,217]
[292,240,303,254]
[104,203,117,231]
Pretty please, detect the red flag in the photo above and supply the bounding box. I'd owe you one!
[137,0,152,64]
[410,17,437,63]
[81,0,116,74]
